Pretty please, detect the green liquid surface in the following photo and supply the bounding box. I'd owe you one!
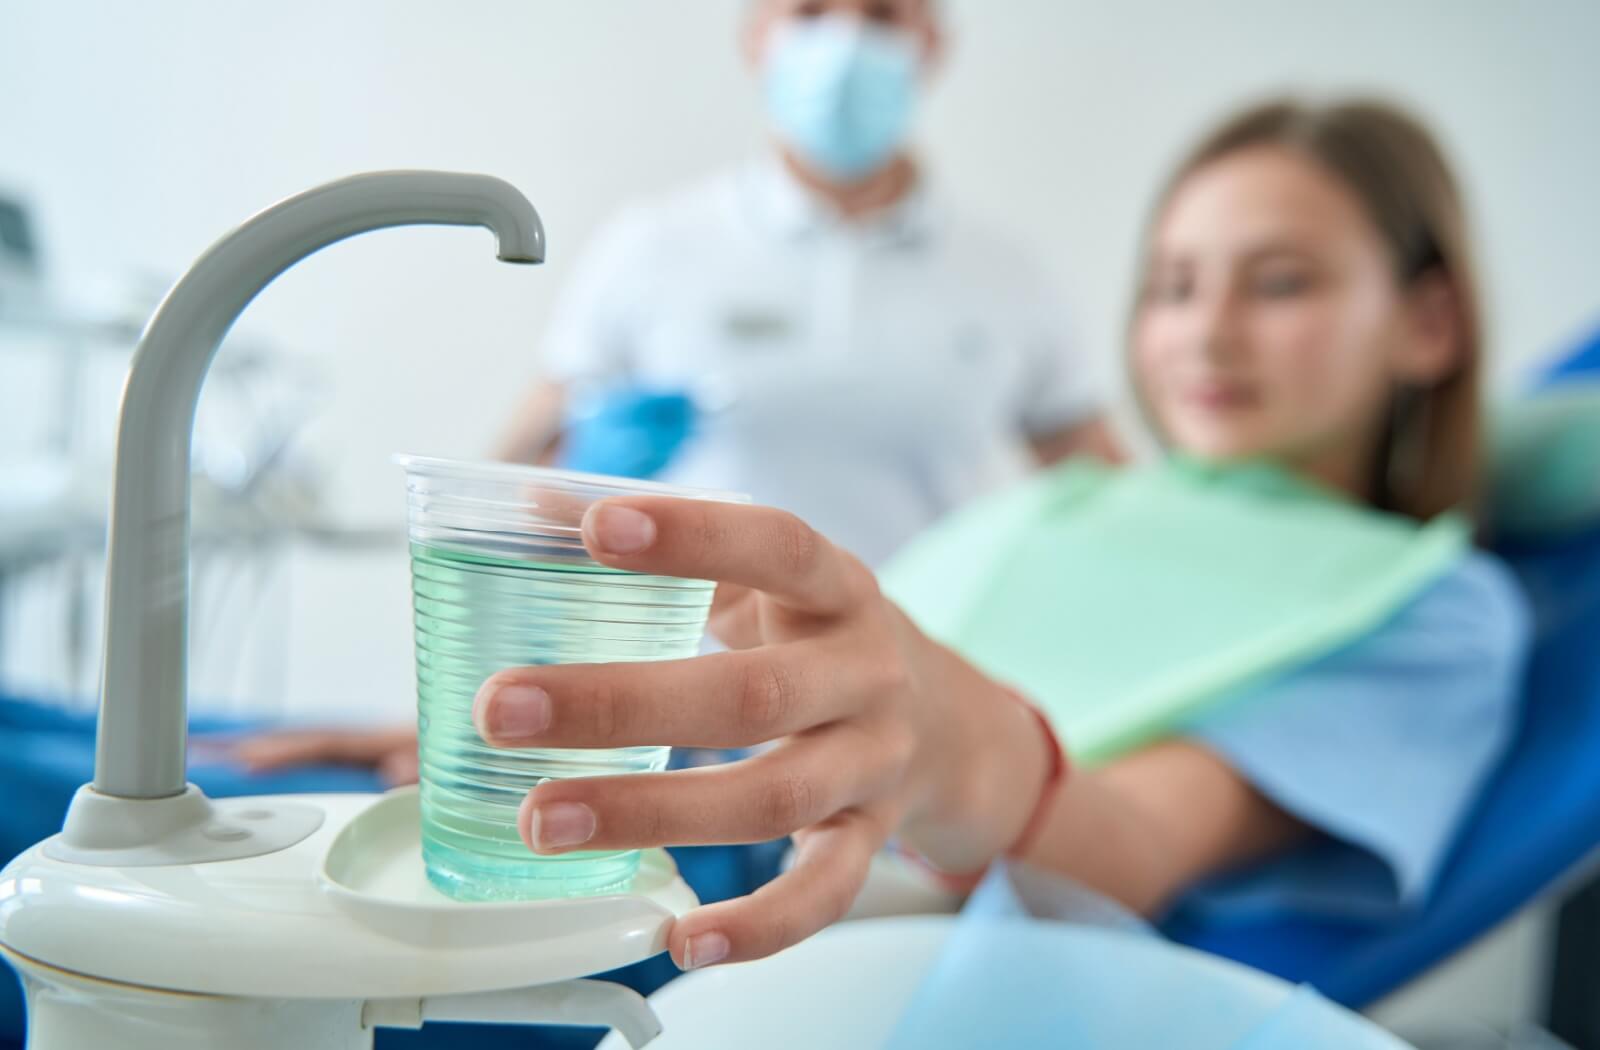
[410,541,713,900]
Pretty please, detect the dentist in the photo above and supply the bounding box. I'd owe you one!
[498,0,1119,568]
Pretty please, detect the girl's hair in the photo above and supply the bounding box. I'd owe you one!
[1138,98,1483,522]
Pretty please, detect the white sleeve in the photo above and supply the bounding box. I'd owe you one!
[1014,276,1102,438]
[538,206,654,385]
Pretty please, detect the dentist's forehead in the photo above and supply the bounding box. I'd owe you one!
[741,0,944,65]
[747,0,940,25]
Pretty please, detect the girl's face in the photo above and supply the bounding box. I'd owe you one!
[1133,146,1453,494]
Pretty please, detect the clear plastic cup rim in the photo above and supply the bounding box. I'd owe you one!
[394,454,751,505]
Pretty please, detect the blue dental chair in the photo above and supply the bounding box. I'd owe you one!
[1165,522,1600,1018]
[1167,330,1600,1045]
[1547,324,1600,383]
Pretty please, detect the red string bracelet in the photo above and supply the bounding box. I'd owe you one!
[1001,686,1068,861]
[897,685,1068,892]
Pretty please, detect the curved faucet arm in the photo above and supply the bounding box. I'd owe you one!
[95,171,544,800]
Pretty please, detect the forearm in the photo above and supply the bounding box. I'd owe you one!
[896,624,1305,914]
[1012,769,1194,915]
[495,419,562,466]
[895,632,1054,876]
[905,691,1191,915]
[495,380,567,464]
[1017,743,1309,915]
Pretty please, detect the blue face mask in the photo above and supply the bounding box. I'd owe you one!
[761,17,922,181]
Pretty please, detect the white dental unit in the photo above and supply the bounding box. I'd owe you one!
[0,172,696,1049]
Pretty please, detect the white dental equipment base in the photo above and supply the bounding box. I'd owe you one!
[4,790,693,1049]
[0,171,699,1048]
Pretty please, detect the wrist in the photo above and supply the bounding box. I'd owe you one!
[901,651,1060,874]
[998,691,1068,862]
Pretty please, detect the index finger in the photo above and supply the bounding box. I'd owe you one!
[581,497,871,617]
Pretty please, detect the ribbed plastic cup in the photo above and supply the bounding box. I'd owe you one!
[397,455,746,901]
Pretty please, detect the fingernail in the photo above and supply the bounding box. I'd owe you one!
[587,504,656,555]
[682,931,729,970]
[529,802,596,851]
[475,683,551,740]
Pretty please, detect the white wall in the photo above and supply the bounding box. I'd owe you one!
[4,0,1599,722]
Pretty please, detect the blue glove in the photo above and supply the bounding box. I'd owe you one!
[559,388,696,480]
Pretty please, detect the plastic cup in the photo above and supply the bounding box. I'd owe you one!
[397,455,746,901]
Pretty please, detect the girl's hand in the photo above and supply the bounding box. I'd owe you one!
[472,497,1054,970]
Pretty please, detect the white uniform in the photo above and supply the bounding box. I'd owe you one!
[540,159,1099,566]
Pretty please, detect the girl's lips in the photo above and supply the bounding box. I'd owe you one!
[1184,381,1260,411]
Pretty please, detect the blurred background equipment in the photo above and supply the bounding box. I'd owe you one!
[0,190,44,319]
[0,197,393,715]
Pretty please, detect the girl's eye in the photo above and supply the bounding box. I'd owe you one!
[1253,270,1313,298]
[1145,274,1194,305]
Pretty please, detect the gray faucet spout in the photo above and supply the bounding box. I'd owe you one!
[94,171,545,800]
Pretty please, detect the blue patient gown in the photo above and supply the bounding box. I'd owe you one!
[1171,552,1529,922]
[969,551,1528,936]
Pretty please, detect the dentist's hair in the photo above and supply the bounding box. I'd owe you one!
[1138,97,1484,523]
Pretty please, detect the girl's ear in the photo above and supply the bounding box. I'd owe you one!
[1394,270,1465,385]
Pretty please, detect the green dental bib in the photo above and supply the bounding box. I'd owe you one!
[880,458,1469,765]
